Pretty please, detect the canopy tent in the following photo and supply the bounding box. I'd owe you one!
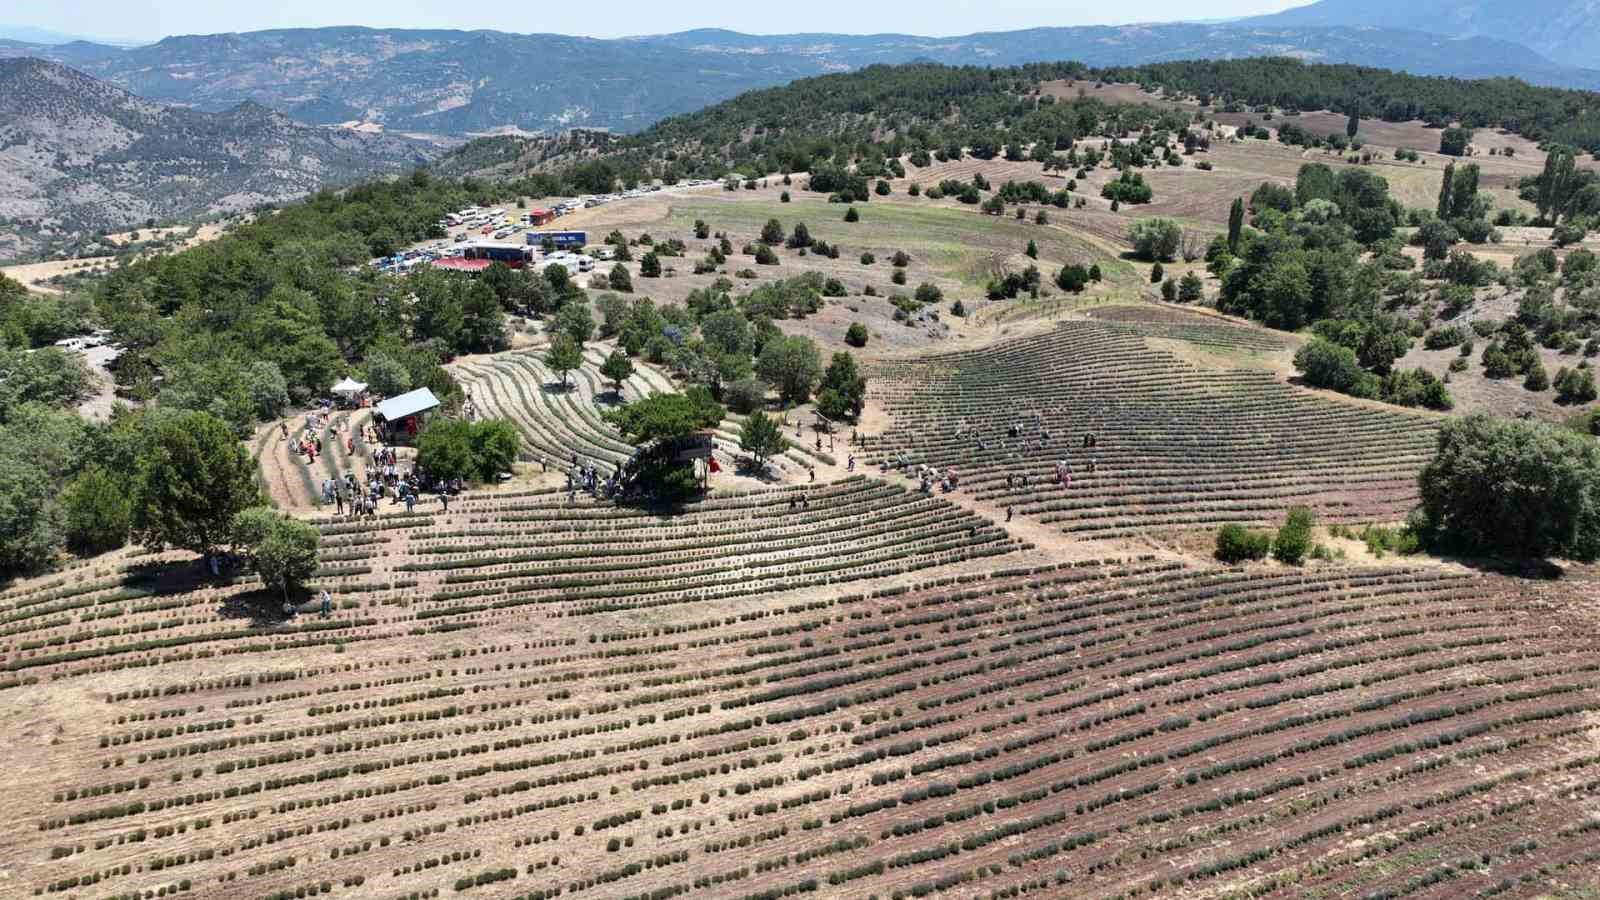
[373,387,440,423]
[330,377,368,396]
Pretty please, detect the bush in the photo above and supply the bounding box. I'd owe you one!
[1178,271,1204,302]
[843,207,860,223]
[1215,524,1270,563]
[1294,338,1374,397]
[1272,507,1315,564]
[1129,218,1182,261]
[845,323,869,347]
[1423,326,1465,350]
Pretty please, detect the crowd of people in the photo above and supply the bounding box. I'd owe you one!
[289,398,463,519]
[885,413,1104,502]
[566,455,619,502]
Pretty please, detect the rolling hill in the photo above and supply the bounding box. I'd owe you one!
[0,58,436,263]
[0,23,1597,139]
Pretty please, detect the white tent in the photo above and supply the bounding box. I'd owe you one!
[330,377,368,397]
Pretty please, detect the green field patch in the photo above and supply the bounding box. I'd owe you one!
[665,196,1136,289]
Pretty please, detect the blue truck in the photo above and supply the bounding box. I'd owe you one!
[526,230,588,250]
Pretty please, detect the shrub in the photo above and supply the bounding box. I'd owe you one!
[843,207,860,223]
[1272,507,1316,564]
[1215,524,1270,563]
[845,323,869,347]
[1178,271,1204,302]
[1129,218,1182,261]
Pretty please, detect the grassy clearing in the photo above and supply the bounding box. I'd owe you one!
[665,195,1139,290]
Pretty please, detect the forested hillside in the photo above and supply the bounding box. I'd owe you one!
[1101,58,1600,153]
[455,58,1600,189]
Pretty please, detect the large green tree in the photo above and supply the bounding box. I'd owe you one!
[816,351,868,421]
[131,411,260,560]
[738,411,787,471]
[605,387,725,444]
[1416,414,1600,561]
[756,335,822,405]
[233,507,321,606]
[544,333,583,388]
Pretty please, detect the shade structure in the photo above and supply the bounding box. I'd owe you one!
[373,387,440,422]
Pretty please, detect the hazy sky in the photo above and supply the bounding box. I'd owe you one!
[10,0,1314,43]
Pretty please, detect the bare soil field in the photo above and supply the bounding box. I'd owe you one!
[5,509,1599,899]
[1,222,232,293]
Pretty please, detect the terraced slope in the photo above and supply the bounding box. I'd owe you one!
[4,538,1599,898]
[451,346,831,479]
[862,320,1438,536]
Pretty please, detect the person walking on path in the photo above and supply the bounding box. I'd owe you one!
[439,492,450,514]
[1006,506,1014,522]
[319,589,332,619]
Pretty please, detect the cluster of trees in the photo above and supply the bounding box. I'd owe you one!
[1202,162,1461,411]
[1100,57,1600,153]
[554,62,1192,192]
[1519,145,1599,241]
[92,172,535,438]
[0,389,325,585]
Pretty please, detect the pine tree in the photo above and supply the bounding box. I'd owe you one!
[1025,239,1038,259]
[1345,111,1359,140]
[1436,162,1455,219]
[1227,197,1244,252]
[1449,164,1480,220]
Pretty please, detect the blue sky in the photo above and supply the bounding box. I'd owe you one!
[8,0,1314,43]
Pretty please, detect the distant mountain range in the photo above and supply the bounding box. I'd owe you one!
[0,58,434,263]
[1,20,1598,139]
[1243,0,1600,70]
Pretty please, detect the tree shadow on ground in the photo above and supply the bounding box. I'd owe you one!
[218,586,313,627]
[1441,554,1567,581]
[121,557,233,597]
[540,381,577,395]
[735,458,785,484]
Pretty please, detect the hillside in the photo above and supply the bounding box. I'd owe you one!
[0,58,435,263]
[1249,0,1600,69]
[446,57,1600,189]
[0,23,1597,141]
